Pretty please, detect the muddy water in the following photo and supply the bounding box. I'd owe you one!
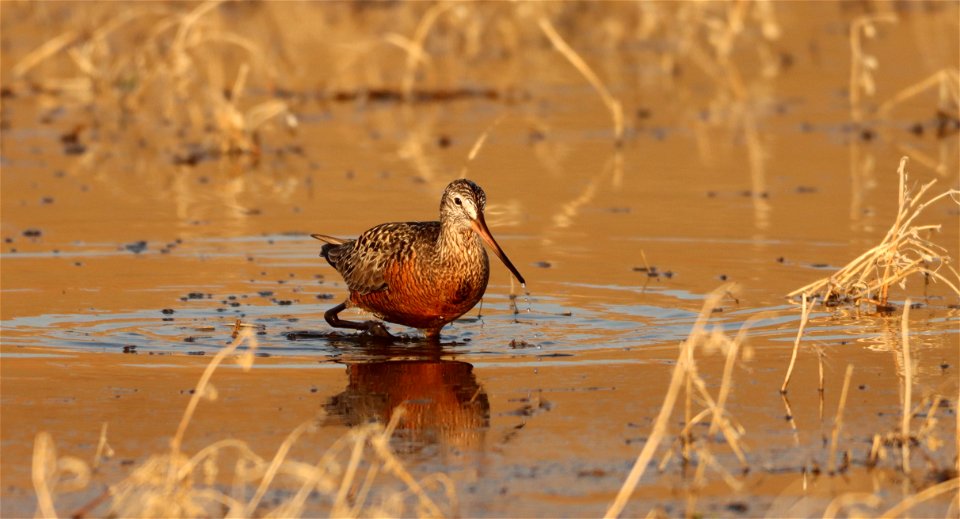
[2,2,959,517]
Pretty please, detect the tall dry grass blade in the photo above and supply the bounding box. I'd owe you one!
[816,347,825,393]
[459,114,507,178]
[781,293,811,393]
[93,422,114,469]
[900,299,912,474]
[827,365,854,474]
[241,421,313,517]
[848,14,898,123]
[32,432,58,519]
[332,428,370,516]
[368,409,446,518]
[537,16,624,145]
[605,289,730,518]
[880,69,960,117]
[822,492,883,519]
[170,327,256,455]
[400,3,455,100]
[879,477,960,518]
[605,336,690,519]
[12,30,79,78]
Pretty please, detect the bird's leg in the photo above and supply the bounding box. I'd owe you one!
[325,302,394,339]
[424,328,442,343]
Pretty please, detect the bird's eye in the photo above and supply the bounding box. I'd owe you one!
[454,197,462,206]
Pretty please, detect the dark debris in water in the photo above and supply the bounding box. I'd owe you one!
[633,265,672,279]
[60,125,87,155]
[326,87,507,104]
[124,240,148,254]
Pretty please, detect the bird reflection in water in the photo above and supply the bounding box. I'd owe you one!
[325,358,489,452]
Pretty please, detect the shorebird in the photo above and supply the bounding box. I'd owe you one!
[312,179,525,340]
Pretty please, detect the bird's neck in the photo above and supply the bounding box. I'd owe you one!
[437,221,482,259]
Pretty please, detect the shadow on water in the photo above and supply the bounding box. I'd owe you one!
[322,356,490,452]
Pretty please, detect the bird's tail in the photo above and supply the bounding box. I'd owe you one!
[310,233,347,245]
[311,233,348,267]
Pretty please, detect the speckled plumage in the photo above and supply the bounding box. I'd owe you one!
[313,179,524,340]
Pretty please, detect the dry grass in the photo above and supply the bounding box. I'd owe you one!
[848,13,899,124]
[789,156,960,309]
[819,300,959,518]
[10,1,293,158]
[605,285,754,518]
[30,324,455,518]
[780,292,814,394]
[536,15,624,146]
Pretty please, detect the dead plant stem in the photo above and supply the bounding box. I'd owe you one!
[827,365,854,474]
[900,299,912,474]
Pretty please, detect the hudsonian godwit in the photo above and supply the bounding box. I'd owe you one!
[312,179,525,340]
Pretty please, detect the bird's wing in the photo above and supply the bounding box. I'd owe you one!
[317,222,439,296]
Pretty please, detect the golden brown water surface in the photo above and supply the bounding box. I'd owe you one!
[2,2,958,517]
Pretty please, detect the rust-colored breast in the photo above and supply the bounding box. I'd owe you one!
[350,249,489,330]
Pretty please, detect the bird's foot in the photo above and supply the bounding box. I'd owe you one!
[363,321,395,340]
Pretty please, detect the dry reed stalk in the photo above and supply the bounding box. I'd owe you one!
[12,30,80,78]
[239,421,314,516]
[879,68,960,118]
[848,13,898,123]
[900,299,913,475]
[12,1,289,159]
[822,492,884,519]
[879,477,960,519]
[606,286,750,518]
[31,431,91,519]
[459,114,507,178]
[827,365,854,475]
[32,432,59,519]
[92,422,114,469]
[605,331,689,519]
[779,394,801,448]
[788,157,960,307]
[781,293,812,393]
[399,2,456,101]
[168,327,259,461]
[537,16,624,145]
[816,347,825,393]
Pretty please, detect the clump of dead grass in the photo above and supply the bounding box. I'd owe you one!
[789,156,960,310]
[11,1,294,159]
[31,323,455,518]
[605,285,756,518]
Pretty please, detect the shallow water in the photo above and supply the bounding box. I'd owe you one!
[2,1,959,517]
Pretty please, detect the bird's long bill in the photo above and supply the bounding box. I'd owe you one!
[471,213,526,286]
